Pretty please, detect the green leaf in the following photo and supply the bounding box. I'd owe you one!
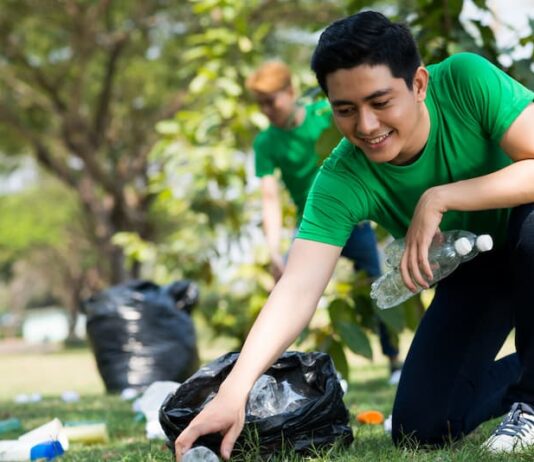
[402,296,425,331]
[326,338,349,380]
[336,320,373,359]
[375,303,405,333]
[328,298,353,324]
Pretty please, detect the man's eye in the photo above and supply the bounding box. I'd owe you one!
[335,107,355,116]
[373,100,390,108]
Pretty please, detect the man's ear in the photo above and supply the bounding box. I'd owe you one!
[413,66,429,101]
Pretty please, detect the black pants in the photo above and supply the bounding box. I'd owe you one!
[392,204,534,446]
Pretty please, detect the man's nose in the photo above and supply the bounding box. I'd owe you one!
[357,108,380,135]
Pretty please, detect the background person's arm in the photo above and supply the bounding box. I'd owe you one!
[175,238,342,460]
[400,103,534,291]
[261,175,285,280]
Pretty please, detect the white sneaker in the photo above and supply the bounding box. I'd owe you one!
[388,369,402,386]
[482,402,534,453]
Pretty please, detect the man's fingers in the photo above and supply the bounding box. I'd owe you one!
[175,425,203,460]
[220,422,243,460]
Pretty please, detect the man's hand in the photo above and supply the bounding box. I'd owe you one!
[174,387,247,461]
[400,187,446,291]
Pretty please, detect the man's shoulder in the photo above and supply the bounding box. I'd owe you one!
[253,126,278,150]
[429,52,495,81]
[322,138,357,171]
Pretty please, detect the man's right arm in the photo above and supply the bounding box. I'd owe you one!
[175,238,342,460]
[261,175,285,280]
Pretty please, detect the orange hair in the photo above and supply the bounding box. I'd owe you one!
[245,60,292,93]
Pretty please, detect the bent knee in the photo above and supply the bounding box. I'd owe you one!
[392,408,464,448]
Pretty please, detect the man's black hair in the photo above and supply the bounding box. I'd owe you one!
[311,11,421,94]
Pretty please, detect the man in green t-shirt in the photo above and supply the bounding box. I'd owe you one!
[245,60,402,378]
[175,12,534,460]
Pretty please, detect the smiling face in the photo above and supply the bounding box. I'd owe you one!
[326,64,430,165]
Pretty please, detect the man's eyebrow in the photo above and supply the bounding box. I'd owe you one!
[330,88,393,106]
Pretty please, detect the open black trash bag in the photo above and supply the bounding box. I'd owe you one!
[82,279,199,392]
[160,351,353,456]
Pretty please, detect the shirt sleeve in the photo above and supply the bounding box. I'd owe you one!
[296,140,368,247]
[446,53,534,142]
[253,133,276,178]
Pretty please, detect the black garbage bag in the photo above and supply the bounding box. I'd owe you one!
[82,279,199,392]
[160,351,353,457]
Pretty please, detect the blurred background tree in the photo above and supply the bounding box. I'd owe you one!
[0,0,531,371]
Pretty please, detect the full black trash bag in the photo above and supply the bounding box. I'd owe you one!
[160,351,353,456]
[82,279,199,392]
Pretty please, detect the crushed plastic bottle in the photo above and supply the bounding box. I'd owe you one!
[182,446,219,462]
[0,440,63,461]
[371,230,493,309]
[246,374,309,418]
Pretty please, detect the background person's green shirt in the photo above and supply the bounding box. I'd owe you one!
[253,99,333,218]
[297,52,534,248]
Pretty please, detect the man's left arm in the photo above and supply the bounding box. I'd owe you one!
[400,103,534,290]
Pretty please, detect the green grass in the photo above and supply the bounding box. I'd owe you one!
[1,346,532,461]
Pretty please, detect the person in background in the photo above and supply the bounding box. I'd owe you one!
[176,11,534,460]
[246,60,402,381]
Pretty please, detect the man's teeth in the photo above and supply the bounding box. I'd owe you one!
[366,132,391,144]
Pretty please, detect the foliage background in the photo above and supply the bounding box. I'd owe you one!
[0,0,532,376]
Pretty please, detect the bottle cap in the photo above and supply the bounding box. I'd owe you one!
[454,237,473,256]
[476,234,493,252]
[30,440,64,461]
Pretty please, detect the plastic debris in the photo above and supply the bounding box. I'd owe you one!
[63,422,109,445]
[0,419,22,435]
[0,440,63,461]
[18,419,68,451]
[384,414,393,434]
[132,381,180,440]
[120,388,139,401]
[246,375,309,418]
[356,410,385,425]
[14,394,41,404]
[182,445,219,461]
[60,391,79,403]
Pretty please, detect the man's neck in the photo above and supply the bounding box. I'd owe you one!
[281,105,305,129]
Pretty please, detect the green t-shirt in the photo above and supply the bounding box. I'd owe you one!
[253,99,333,217]
[297,53,534,247]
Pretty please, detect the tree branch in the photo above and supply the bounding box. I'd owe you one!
[93,33,129,148]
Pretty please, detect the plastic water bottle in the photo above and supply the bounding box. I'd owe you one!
[182,446,219,462]
[382,230,490,269]
[0,440,63,461]
[371,230,493,309]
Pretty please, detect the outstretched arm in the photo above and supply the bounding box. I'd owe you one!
[175,238,342,460]
[261,175,286,280]
[401,103,534,290]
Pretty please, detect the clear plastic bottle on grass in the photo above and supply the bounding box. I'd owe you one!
[182,446,219,462]
[371,230,493,309]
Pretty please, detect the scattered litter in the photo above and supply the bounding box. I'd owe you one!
[132,381,180,440]
[0,439,63,461]
[63,422,109,445]
[18,418,68,451]
[182,445,219,461]
[356,410,385,425]
[0,418,22,435]
[384,414,392,433]
[335,371,349,394]
[14,394,41,404]
[60,391,80,403]
[120,388,139,401]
